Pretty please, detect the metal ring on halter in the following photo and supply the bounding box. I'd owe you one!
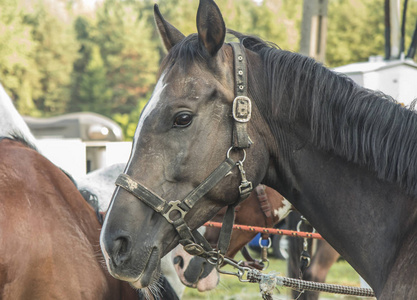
[227,146,246,163]
[259,237,272,249]
[207,250,225,266]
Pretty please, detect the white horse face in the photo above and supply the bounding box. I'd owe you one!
[0,83,38,147]
[171,227,220,292]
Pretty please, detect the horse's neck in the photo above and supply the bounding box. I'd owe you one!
[0,84,38,146]
[268,136,417,296]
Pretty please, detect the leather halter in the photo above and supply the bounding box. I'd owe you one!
[255,184,274,238]
[114,42,253,259]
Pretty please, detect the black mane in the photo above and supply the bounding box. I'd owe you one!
[232,31,417,196]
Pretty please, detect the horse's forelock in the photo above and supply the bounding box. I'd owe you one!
[159,34,208,74]
[159,33,231,78]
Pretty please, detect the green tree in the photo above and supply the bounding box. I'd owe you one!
[404,0,417,58]
[69,15,97,113]
[0,0,40,115]
[216,0,302,50]
[23,0,79,115]
[95,0,160,115]
[77,45,113,116]
[85,0,162,139]
[326,0,387,67]
[151,0,302,51]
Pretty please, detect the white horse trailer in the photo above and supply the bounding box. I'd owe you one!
[334,57,417,107]
[24,112,131,176]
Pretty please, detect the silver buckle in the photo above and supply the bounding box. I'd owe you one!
[233,96,252,123]
[162,200,187,223]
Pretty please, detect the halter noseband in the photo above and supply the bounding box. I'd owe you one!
[115,42,253,259]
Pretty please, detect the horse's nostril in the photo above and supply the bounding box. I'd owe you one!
[173,255,184,269]
[112,236,131,267]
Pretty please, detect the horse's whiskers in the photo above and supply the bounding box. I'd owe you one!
[138,282,162,300]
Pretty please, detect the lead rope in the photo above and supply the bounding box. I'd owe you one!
[246,269,375,299]
[211,257,375,299]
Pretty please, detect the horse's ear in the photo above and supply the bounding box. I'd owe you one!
[196,0,226,56]
[154,4,185,51]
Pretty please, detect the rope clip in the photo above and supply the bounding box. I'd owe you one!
[237,160,253,197]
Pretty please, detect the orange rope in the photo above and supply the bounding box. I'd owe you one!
[204,221,324,240]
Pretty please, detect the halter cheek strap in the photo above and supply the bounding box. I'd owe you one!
[230,42,252,149]
[116,157,238,256]
[116,157,236,244]
[114,42,253,259]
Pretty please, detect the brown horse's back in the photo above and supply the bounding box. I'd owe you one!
[0,138,135,300]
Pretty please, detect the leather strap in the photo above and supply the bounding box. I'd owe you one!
[255,185,273,224]
[230,42,248,96]
[255,184,274,239]
[183,157,236,209]
[116,157,237,243]
[230,42,252,149]
[116,174,166,212]
[217,204,236,255]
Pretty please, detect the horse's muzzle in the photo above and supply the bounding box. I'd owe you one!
[100,230,161,288]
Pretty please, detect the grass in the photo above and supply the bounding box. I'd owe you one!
[182,250,364,300]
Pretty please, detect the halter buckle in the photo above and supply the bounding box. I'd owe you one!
[233,96,252,123]
[162,200,188,224]
[183,243,206,256]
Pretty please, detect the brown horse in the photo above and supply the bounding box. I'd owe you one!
[0,136,138,299]
[172,185,291,290]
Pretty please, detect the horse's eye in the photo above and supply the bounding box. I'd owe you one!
[173,113,193,128]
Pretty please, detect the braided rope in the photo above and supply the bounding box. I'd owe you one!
[246,270,375,298]
[279,276,375,297]
[204,221,324,239]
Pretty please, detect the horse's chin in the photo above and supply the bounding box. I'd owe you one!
[197,275,220,292]
[180,275,219,292]
[129,249,161,289]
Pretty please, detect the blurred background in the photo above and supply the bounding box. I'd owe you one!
[1,0,417,177]
[1,0,416,139]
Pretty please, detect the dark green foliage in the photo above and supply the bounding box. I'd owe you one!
[1,0,416,140]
